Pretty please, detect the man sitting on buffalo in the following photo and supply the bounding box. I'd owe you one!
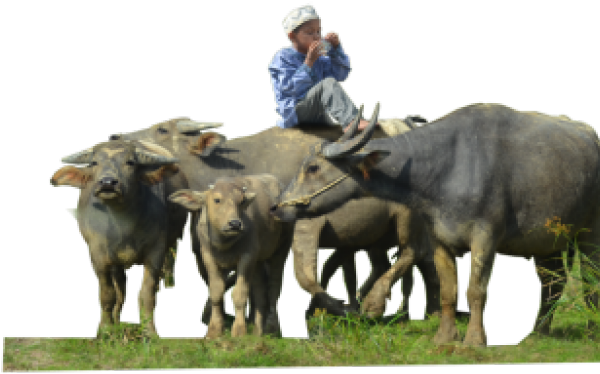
[269,5,383,133]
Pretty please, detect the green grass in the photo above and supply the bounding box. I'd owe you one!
[4,303,599,371]
[5,219,599,370]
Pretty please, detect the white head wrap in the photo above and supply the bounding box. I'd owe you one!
[282,5,319,34]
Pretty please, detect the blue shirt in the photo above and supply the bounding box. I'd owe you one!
[268,45,351,128]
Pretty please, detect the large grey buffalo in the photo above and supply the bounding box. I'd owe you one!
[109,117,445,323]
[51,140,180,337]
[272,103,600,347]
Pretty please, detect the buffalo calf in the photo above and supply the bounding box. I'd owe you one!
[170,174,292,338]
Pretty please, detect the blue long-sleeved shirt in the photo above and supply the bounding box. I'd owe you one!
[268,44,351,128]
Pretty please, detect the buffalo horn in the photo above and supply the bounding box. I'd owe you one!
[322,103,380,158]
[134,149,179,165]
[336,105,364,143]
[136,140,175,158]
[61,148,94,164]
[176,120,223,134]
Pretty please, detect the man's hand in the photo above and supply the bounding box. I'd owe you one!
[324,33,340,48]
[304,41,323,67]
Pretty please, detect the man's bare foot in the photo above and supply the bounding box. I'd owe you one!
[343,119,380,133]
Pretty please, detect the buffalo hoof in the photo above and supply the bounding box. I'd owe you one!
[231,319,247,337]
[205,323,223,339]
[361,293,387,319]
[264,315,282,337]
[305,292,355,319]
[533,319,551,336]
[98,313,114,327]
[96,324,114,340]
[463,328,487,347]
[426,311,442,320]
[433,321,460,345]
[142,323,159,339]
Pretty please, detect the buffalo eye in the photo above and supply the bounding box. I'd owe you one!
[126,160,135,166]
[158,127,168,134]
[307,165,319,174]
[89,161,98,167]
[214,198,220,204]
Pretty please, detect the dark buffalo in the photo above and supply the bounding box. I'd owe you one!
[272,103,600,346]
[51,140,179,337]
[109,117,445,323]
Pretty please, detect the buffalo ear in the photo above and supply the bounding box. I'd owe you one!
[169,190,206,212]
[140,164,179,185]
[51,166,92,189]
[345,150,391,180]
[188,132,227,157]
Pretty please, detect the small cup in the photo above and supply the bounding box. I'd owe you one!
[320,40,332,55]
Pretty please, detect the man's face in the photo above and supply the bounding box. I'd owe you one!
[289,19,321,54]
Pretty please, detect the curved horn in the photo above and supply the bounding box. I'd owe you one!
[136,140,174,158]
[176,120,223,134]
[134,149,179,165]
[61,148,94,164]
[322,103,380,158]
[336,105,364,143]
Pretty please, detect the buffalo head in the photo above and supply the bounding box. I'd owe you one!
[51,140,180,203]
[270,104,390,222]
[169,179,257,242]
[108,118,225,157]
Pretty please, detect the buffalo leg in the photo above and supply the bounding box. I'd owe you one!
[362,246,416,318]
[248,261,269,325]
[321,248,361,310]
[194,217,236,326]
[357,247,391,302]
[204,250,227,339]
[416,256,442,318]
[463,230,497,347]
[396,265,414,319]
[294,219,350,316]
[95,266,117,336]
[161,245,176,288]
[231,252,256,337]
[249,264,268,336]
[433,243,460,345]
[265,241,292,336]
[139,261,162,338]
[112,266,127,325]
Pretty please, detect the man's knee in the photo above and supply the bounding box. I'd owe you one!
[322,77,338,89]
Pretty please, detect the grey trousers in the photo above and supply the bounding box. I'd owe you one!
[295,77,360,129]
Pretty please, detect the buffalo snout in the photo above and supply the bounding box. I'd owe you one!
[228,219,242,231]
[100,177,119,187]
[95,176,121,199]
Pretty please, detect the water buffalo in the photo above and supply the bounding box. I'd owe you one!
[51,140,180,337]
[170,175,292,338]
[110,117,446,322]
[272,103,600,346]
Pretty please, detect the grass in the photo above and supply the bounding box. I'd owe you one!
[4,218,599,370]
